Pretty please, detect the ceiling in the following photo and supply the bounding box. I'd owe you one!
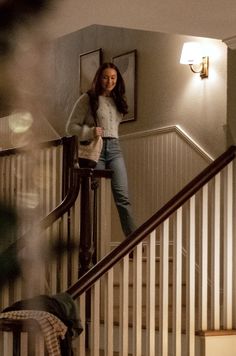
[43,0,236,44]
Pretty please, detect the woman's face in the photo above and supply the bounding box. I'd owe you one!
[100,68,117,95]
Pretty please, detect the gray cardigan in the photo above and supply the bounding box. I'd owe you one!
[66,93,96,141]
[66,93,122,140]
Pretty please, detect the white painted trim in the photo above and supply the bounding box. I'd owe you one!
[223,36,236,50]
[120,124,214,162]
[196,334,236,356]
[175,125,214,161]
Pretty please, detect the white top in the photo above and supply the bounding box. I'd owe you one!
[97,96,122,138]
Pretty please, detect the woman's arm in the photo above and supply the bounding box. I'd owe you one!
[66,93,96,141]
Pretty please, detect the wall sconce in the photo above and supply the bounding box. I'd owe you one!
[180,42,209,79]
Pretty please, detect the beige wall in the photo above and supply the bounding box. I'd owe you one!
[48,25,227,158]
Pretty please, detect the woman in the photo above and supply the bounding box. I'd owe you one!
[66,62,136,237]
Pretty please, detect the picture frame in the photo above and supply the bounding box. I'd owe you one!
[112,50,137,122]
[79,48,102,94]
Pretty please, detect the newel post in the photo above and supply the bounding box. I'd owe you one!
[78,168,94,277]
[78,168,113,277]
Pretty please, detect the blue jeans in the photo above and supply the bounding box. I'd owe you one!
[95,138,136,237]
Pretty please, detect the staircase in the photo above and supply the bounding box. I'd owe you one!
[0,142,236,355]
[98,251,187,355]
[67,145,236,356]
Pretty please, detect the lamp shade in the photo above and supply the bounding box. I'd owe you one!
[180,42,203,64]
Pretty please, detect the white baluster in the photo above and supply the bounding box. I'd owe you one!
[133,242,143,356]
[187,196,195,356]
[119,254,129,356]
[146,231,156,356]
[173,208,183,356]
[200,184,209,330]
[223,162,233,328]
[160,219,169,356]
[91,280,100,356]
[104,268,114,356]
[212,173,221,329]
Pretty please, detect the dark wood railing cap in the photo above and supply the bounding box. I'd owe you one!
[74,167,113,179]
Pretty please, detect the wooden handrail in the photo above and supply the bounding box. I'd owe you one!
[0,165,113,288]
[0,137,64,157]
[3,167,112,252]
[0,134,112,252]
[67,145,236,299]
[2,167,81,256]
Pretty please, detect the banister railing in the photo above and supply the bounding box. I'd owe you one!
[63,145,236,356]
[0,166,113,356]
[0,134,112,301]
[67,145,236,298]
[1,144,236,355]
[0,135,114,356]
[0,167,113,292]
[2,167,81,256]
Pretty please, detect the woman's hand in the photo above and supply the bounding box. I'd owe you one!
[94,127,104,137]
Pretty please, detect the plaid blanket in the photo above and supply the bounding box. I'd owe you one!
[0,310,67,356]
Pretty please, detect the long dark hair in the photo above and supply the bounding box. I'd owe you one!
[87,62,128,117]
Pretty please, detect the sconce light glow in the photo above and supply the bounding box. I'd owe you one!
[180,42,209,79]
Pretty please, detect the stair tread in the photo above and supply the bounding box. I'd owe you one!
[99,305,189,331]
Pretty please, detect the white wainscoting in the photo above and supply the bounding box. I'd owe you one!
[111,125,213,242]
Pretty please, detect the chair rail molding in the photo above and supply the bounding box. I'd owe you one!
[120,124,214,162]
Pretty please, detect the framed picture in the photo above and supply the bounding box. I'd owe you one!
[79,48,102,94]
[112,50,137,122]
